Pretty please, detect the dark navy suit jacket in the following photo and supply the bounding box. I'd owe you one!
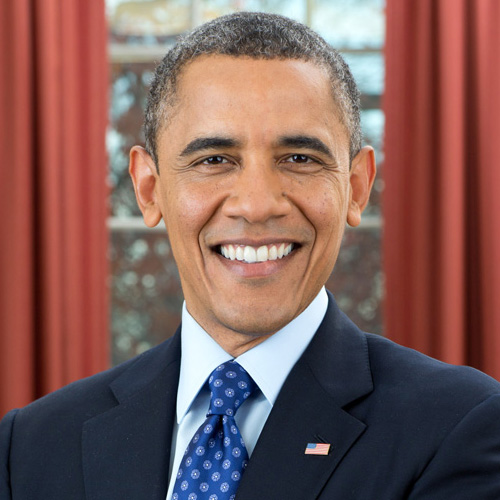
[2,294,500,499]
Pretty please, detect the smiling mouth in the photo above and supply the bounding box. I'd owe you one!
[218,243,296,263]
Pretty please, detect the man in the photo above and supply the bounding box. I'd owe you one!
[1,12,500,500]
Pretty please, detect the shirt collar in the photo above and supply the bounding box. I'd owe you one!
[177,287,328,424]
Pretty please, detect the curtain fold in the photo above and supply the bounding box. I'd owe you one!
[0,0,109,415]
[384,0,500,379]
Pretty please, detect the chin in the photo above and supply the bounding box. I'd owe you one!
[218,308,296,337]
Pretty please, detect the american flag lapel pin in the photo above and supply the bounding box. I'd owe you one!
[305,442,331,456]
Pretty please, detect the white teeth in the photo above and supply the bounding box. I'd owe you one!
[256,245,268,262]
[269,246,278,260]
[277,243,285,258]
[243,246,257,263]
[220,243,295,263]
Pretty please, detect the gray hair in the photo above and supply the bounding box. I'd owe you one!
[144,12,362,166]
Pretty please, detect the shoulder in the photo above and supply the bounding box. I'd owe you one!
[365,332,500,392]
[307,295,500,418]
[2,334,178,430]
[0,334,180,498]
[360,334,500,498]
[363,331,500,422]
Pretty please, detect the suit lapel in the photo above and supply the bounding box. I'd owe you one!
[82,329,181,500]
[237,294,373,500]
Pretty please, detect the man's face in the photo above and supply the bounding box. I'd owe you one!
[131,55,375,353]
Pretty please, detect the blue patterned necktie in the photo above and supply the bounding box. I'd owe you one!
[172,360,257,500]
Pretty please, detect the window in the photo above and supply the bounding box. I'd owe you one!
[106,0,385,365]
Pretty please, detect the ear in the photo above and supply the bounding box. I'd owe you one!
[129,146,163,227]
[346,146,377,227]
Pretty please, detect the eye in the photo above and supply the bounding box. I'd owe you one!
[280,153,324,174]
[202,156,229,165]
[286,154,313,163]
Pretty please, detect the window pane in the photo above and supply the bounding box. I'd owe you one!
[361,109,384,216]
[343,52,384,96]
[311,0,385,49]
[111,230,183,365]
[107,0,191,43]
[198,0,305,23]
[327,227,383,334]
[109,61,155,216]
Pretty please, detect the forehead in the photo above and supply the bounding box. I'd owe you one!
[158,55,348,154]
[175,54,332,105]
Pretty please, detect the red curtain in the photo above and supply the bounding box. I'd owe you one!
[384,0,500,379]
[0,0,109,415]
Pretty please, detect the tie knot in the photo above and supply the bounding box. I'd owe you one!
[207,361,256,417]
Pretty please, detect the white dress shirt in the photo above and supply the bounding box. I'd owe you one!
[165,287,329,500]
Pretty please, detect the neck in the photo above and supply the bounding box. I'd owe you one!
[208,329,275,357]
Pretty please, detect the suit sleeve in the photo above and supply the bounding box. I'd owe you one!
[408,394,500,499]
[0,409,17,500]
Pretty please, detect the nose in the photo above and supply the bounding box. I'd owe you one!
[221,161,292,223]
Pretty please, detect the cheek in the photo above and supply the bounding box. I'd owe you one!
[305,193,348,274]
[316,190,348,261]
[300,184,348,233]
[164,181,222,242]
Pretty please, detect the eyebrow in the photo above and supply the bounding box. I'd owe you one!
[178,134,335,160]
[179,137,240,157]
[276,135,333,158]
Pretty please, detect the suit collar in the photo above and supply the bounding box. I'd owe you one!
[108,327,181,403]
[237,292,373,500]
[82,328,181,500]
[304,291,373,407]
